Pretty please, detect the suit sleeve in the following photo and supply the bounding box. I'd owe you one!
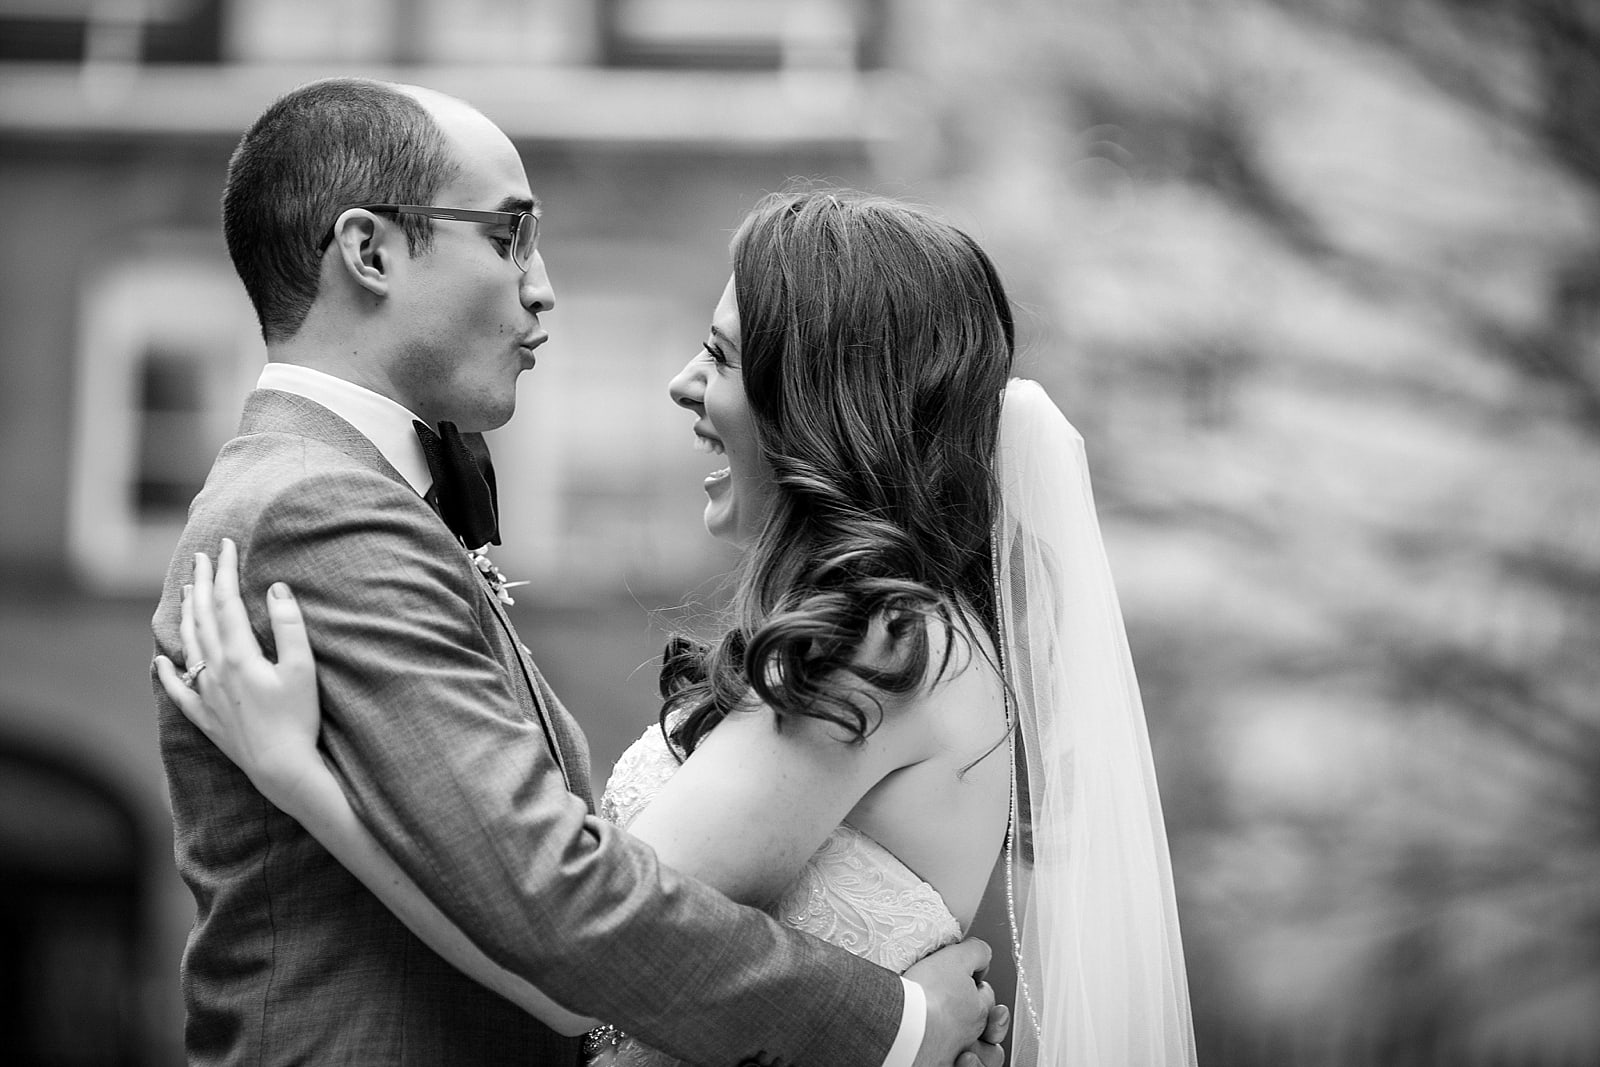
[243,468,907,1065]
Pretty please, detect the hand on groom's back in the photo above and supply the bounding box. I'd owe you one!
[906,937,1011,1067]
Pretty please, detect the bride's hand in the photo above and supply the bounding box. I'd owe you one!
[156,538,324,805]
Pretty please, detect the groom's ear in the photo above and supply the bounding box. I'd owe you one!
[327,210,393,299]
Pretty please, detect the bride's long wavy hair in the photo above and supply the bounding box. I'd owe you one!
[662,187,1017,754]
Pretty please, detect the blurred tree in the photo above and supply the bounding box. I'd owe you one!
[893,0,1600,1061]
[1277,0,1600,428]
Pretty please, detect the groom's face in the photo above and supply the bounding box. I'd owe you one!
[386,93,554,432]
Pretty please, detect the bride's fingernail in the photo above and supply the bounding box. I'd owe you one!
[182,584,191,602]
[270,582,293,599]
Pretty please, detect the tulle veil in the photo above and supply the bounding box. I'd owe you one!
[994,379,1197,1066]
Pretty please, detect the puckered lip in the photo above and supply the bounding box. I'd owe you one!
[515,330,547,351]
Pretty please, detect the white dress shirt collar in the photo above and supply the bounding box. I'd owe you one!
[256,363,432,497]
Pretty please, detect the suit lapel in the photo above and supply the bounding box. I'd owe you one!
[242,388,594,804]
[476,579,598,806]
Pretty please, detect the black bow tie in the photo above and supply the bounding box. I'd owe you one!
[413,420,500,548]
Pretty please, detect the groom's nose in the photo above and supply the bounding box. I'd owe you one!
[519,252,554,314]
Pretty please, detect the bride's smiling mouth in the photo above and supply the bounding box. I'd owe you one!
[692,430,730,483]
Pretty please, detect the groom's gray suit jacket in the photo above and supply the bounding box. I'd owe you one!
[152,389,904,1065]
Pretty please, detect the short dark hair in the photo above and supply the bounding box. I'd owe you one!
[664,186,1017,752]
[221,78,461,343]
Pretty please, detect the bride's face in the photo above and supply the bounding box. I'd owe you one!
[668,275,775,546]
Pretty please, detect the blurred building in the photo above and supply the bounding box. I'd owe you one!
[0,1,910,1060]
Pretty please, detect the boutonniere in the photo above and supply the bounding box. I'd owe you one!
[467,545,529,606]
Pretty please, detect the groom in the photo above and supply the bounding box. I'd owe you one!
[151,78,1004,1064]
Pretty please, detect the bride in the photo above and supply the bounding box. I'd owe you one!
[160,187,1195,1065]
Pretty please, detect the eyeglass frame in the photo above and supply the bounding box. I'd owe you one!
[318,204,541,270]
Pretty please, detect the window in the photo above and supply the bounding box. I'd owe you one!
[0,0,222,63]
[598,0,879,71]
[68,245,263,594]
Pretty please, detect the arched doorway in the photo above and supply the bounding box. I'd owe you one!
[0,739,148,1066]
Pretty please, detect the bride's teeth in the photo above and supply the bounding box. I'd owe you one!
[693,435,725,456]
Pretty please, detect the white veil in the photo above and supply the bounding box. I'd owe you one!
[994,379,1197,1066]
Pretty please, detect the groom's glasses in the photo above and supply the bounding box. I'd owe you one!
[319,205,541,271]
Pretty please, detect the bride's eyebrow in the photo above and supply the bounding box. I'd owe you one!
[709,325,739,349]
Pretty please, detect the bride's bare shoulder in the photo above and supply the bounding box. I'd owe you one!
[856,605,1006,748]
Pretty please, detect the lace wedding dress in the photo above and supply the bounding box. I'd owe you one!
[584,715,963,1067]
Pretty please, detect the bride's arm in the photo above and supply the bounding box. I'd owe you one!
[261,746,597,1035]
[155,541,596,1036]
[624,621,944,907]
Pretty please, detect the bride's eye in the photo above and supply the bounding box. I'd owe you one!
[703,341,730,367]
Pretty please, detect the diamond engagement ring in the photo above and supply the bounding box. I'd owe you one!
[179,660,208,688]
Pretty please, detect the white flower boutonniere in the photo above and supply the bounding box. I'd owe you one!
[467,545,529,606]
